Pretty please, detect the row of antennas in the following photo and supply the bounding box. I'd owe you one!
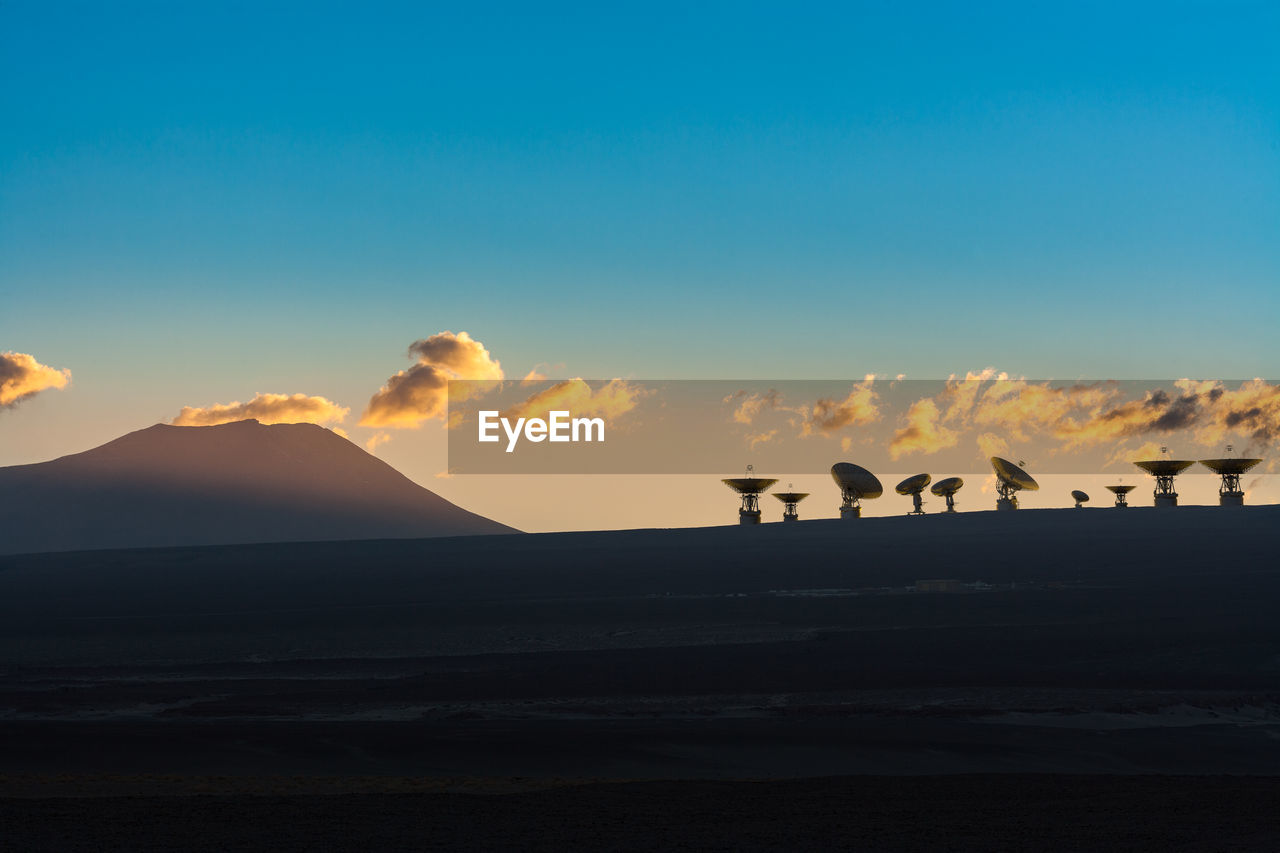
[723,448,1263,524]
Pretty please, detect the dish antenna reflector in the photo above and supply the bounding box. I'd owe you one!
[830,463,882,519]
[1071,489,1090,508]
[930,476,964,513]
[722,465,779,525]
[773,488,810,521]
[1132,458,1196,507]
[895,473,932,515]
[1199,455,1262,506]
[990,457,1038,511]
[1105,484,1135,507]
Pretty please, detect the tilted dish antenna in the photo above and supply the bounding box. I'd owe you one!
[929,476,964,513]
[895,473,932,515]
[990,456,1038,511]
[830,462,882,520]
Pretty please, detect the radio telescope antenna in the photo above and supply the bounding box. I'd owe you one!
[895,473,932,515]
[830,463,883,520]
[930,477,964,513]
[1199,450,1262,507]
[773,487,810,521]
[722,466,778,526]
[990,457,1039,511]
[1133,455,1196,508]
[1105,484,1135,507]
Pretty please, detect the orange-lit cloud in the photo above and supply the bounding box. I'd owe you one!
[365,432,392,453]
[360,331,503,429]
[801,376,880,436]
[1185,379,1280,450]
[173,392,348,426]
[1102,440,1165,470]
[889,370,1024,458]
[889,374,1280,463]
[502,378,648,424]
[976,432,1009,459]
[971,382,1116,443]
[724,389,784,425]
[1052,379,1280,453]
[0,351,71,409]
[889,398,960,459]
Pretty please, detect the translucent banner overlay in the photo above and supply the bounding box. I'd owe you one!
[446,378,1279,477]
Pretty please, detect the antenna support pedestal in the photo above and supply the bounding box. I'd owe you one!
[996,497,1018,511]
[840,505,862,520]
[723,475,778,526]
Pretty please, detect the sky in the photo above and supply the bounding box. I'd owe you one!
[2,1,1278,530]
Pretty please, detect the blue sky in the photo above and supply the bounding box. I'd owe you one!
[2,2,1278,525]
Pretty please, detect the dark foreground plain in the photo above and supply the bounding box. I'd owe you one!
[2,506,1279,849]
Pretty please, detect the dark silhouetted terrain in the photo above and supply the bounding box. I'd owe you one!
[0,419,513,554]
[2,506,1279,848]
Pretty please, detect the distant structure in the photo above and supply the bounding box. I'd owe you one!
[990,457,1039,511]
[830,462,883,519]
[895,473,932,515]
[773,486,810,522]
[722,465,779,525]
[1133,450,1196,508]
[1199,448,1262,507]
[1106,484,1135,508]
[915,579,964,593]
[930,476,964,513]
[1071,489,1090,508]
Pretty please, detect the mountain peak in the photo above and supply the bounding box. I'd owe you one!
[0,420,515,554]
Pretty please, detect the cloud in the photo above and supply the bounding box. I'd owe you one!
[407,332,504,379]
[888,371,1013,458]
[889,398,961,459]
[172,392,348,426]
[724,389,784,425]
[801,376,881,436]
[889,373,1121,451]
[746,429,778,450]
[724,381,880,446]
[1051,379,1280,452]
[889,374,1280,464]
[360,331,503,429]
[971,382,1116,444]
[976,432,1009,459]
[1102,440,1165,471]
[0,352,71,409]
[502,378,648,424]
[365,432,392,453]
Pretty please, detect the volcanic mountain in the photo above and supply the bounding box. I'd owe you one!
[0,419,515,554]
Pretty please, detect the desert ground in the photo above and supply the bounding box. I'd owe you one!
[2,505,1279,848]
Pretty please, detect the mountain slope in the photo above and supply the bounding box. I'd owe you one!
[0,419,515,554]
